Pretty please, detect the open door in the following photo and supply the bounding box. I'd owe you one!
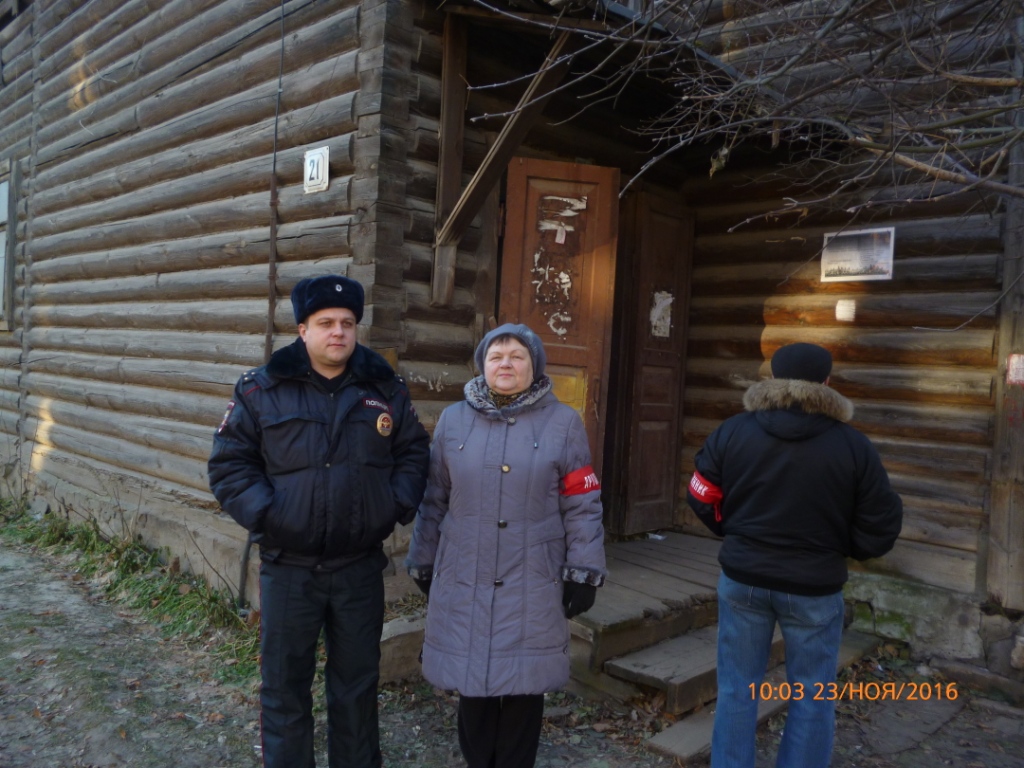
[500,158,619,472]
[614,190,693,534]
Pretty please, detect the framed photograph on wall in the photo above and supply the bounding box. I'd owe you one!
[820,227,895,282]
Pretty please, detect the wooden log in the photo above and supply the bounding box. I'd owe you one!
[694,214,1004,265]
[690,253,1001,297]
[33,101,357,217]
[36,53,359,192]
[31,175,361,263]
[853,401,993,446]
[872,436,990,483]
[33,134,355,239]
[682,388,994,446]
[30,191,272,262]
[693,180,1003,237]
[35,0,226,99]
[683,357,994,407]
[0,1,33,50]
[406,279,476,324]
[30,228,272,283]
[22,418,209,492]
[988,128,1024,609]
[397,359,473,401]
[27,327,265,367]
[0,68,33,113]
[23,372,227,424]
[29,299,270,334]
[897,505,981,553]
[887,470,986,513]
[37,0,353,148]
[26,351,238,398]
[401,241,477,286]
[830,364,994,407]
[25,447,217,516]
[685,325,996,367]
[32,263,277,304]
[854,538,976,593]
[690,291,999,330]
[24,397,213,461]
[0,108,32,155]
[404,319,476,363]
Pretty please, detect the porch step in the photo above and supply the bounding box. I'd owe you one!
[644,630,879,762]
[604,624,785,715]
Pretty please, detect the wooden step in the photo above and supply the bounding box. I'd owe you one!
[645,630,880,762]
[604,624,785,715]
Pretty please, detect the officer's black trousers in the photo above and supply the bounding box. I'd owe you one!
[457,693,545,768]
[259,554,385,768]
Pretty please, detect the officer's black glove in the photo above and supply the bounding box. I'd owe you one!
[413,578,431,600]
[562,581,596,619]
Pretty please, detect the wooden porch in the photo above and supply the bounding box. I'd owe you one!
[568,531,878,762]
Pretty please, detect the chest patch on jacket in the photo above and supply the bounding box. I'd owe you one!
[376,413,393,437]
[363,398,392,413]
[561,465,601,496]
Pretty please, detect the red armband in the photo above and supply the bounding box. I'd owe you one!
[688,470,723,522]
[561,465,601,496]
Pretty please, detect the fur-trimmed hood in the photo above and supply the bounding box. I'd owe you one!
[743,378,853,442]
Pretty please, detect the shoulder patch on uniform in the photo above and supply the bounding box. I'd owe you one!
[363,398,392,413]
[217,401,236,434]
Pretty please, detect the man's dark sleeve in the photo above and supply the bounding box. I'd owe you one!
[687,427,726,538]
[849,437,903,560]
[207,379,275,534]
[389,383,431,526]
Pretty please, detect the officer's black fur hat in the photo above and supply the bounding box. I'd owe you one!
[771,342,832,383]
[291,275,364,325]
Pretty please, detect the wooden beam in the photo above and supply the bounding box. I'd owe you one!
[430,14,469,307]
[434,30,573,252]
[444,5,613,34]
[987,21,1024,610]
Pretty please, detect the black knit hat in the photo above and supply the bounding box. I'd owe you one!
[291,275,364,325]
[771,342,832,383]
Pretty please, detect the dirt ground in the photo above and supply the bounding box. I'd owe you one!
[2,539,1023,768]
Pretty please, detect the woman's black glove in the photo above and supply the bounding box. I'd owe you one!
[413,578,431,600]
[562,582,596,619]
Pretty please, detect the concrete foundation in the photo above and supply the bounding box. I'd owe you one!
[845,572,984,661]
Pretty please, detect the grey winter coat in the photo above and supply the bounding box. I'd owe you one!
[405,376,606,697]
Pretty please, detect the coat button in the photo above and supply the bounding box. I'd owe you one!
[325,462,331,468]
[498,520,507,528]
[494,579,504,587]
[508,417,516,425]
[501,465,510,473]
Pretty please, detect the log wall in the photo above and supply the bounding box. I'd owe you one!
[678,167,1005,595]
[0,0,400,588]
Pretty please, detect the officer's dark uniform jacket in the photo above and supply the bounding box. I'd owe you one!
[208,338,430,570]
[687,378,903,596]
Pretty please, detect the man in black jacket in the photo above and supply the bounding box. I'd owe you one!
[687,342,902,768]
[208,275,430,768]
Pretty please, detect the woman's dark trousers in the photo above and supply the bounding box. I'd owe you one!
[457,693,545,768]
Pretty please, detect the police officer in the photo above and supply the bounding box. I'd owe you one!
[208,275,430,768]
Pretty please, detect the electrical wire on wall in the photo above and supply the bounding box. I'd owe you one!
[263,0,287,365]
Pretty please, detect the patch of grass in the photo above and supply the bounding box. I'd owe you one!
[0,498,261,688]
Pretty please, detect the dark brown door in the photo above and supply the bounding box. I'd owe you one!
[500,158,619,472]
[621,191,693,534]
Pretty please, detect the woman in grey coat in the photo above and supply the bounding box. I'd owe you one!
[406,323,606,768]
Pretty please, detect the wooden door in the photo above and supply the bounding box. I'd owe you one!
[500,158,619,472]
[621,191,693,534]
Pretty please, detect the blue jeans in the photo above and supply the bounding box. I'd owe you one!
[711,572,845,768]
